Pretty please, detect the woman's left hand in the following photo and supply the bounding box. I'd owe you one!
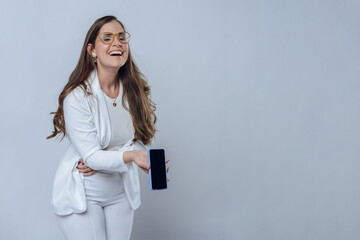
[76,159,97,176]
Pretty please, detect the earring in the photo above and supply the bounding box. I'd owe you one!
[92,54,97,63]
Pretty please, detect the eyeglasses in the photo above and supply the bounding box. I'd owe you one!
[97,32,131,45]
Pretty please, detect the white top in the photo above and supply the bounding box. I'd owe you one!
[103,81,134,149]
[81,81,134,201]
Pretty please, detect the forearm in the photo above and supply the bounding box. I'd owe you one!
[85,150,132,172]
[80,141,147,172]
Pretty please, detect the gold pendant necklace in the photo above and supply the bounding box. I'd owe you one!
[112,95,117,107]
[103,82,120,107]
[113,82,121,107]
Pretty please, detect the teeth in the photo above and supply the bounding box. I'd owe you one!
[109,51,123,56]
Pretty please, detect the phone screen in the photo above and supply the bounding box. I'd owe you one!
[149,149,167,190]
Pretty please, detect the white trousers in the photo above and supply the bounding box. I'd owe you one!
[55,172,134,240]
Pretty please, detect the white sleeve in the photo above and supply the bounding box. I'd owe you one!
[63,92,129,172]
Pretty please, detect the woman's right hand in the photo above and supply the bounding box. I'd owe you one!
[124,150,170,182]
[124,150,150,174]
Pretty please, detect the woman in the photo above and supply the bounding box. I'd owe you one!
[47,15,169,240]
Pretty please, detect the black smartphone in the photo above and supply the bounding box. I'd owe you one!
[148,149,167,190]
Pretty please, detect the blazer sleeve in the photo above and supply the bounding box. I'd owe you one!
[63,91,129,172]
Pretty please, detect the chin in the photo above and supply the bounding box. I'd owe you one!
[112,58,127,67]
[115,62,127,70]
[97,58,128,71]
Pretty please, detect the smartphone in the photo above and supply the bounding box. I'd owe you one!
[148,149,167,190]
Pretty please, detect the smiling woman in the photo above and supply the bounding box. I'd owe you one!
[47,15,169,240]
[88,21,130,72]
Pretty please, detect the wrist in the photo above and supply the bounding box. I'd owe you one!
[123,151,134,164]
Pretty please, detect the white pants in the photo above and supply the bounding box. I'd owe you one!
[55,171,134,240]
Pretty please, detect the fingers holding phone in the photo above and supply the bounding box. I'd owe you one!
[127,149,170,185]
[166,158,170,182]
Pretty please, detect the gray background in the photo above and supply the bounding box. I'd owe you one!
[0,0,359,239]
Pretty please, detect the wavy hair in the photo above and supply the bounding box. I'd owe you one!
[47,15,157,145]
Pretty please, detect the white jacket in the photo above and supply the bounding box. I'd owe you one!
[51,69,147,216]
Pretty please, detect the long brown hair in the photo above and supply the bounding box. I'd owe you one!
[47,15,156,145]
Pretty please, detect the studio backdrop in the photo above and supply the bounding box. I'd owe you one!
[0,0,359,239]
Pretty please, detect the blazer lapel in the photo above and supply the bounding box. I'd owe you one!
[88,69,111,148]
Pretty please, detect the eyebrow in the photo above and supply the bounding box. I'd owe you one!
[100,31,125,34]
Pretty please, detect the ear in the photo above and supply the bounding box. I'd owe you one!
[87,43,96,57]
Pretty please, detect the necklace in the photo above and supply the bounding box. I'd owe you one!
[103,84,120,107]
[112,97,117,107]
[111,83,121,107]
[111,88,119,107]
[113,84,120,107]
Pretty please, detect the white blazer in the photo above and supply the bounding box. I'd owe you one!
[51,69,148,216]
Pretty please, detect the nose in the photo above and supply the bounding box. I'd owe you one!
[112,36,122,47]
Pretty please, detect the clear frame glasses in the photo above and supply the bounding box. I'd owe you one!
[97,32,131,45]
